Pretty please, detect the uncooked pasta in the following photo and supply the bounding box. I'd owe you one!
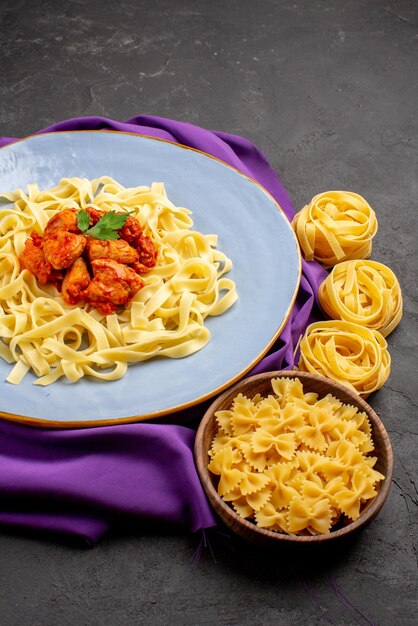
[292,191,377,266]
[208,377,384,535]
[318,259,402,337]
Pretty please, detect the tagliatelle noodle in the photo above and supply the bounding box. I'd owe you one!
[292,191,378,266]
[298,321,391,397]
[0,177,237,384]
[318,259,403,337]
[208,377,384,535]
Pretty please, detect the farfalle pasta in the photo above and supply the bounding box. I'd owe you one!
[292,191,377,266]
[298,321,391,397]
[208,378,384,536]
[318,260,403,337]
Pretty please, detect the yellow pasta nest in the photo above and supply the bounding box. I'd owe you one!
[298,321,390,397]
[292,191,378,266]
[208,377,384,535]
[319,260,403,337]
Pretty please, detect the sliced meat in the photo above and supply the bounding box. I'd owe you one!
[118,215,143,243]
[43,209,79,237]
[84,258,144,314]
[18,232,54,285]
[61,257,91,305]
[86,238,139,264]
[43,230,87,270]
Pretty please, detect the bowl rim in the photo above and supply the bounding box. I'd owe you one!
[194,370,394,543]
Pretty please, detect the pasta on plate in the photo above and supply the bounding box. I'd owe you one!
[0,177,237,385]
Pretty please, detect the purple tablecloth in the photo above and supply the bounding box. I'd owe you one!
[0,116,327,545]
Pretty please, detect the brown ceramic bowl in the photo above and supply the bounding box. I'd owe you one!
[194,370,393,546]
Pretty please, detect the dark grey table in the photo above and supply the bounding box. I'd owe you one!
[0,1,417,624]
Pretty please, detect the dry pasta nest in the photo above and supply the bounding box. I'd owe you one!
[318,259,402,337]
[292,191,377,267]
[297,321,391,397]
[208,377,384,536]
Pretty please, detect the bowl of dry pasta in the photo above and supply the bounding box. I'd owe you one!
[194,371,393,545]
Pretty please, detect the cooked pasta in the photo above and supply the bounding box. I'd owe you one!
[298,321,390,397]
[0,177,237,384]
[318,259,403,337]
[292,191,377,266]
[208,377,384,535]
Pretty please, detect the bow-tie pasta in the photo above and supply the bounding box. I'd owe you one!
[208,377,384,536]
[292,191,377,266]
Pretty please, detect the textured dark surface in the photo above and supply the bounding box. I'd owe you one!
[0,0,417,624]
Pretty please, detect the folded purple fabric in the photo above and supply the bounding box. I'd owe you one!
[0,420,214,545]
[0,116,327,545]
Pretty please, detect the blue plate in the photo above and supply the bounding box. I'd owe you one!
[0,131,301,426]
